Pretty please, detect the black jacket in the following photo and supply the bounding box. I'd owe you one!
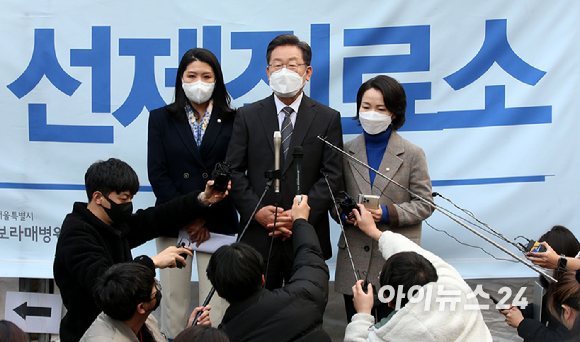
[219,219,331,342]
[518,295,573,342]
[148,105,238,235]
[226,94,343,260]
[53,191,206,342]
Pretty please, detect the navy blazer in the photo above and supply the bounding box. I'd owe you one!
[147,105,238,236]
[226,94,343,259]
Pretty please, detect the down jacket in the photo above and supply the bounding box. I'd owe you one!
[219,219,331,342]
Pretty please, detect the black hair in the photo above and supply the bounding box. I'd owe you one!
[168,48,234,121]
[0,320,29,342]
[354,75,407,130]
[173,325,230,342]
[548,270,580,334]
[538,225,580,286]
[266,34,312,66]
[93,263,155,321]
[85,158,140,201]
[207,243,264,303]
[380,251,438,308]
[540,225,580,259]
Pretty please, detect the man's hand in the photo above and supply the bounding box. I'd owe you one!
[151,245,193,269]
[200,180,230,206]
[352,204,382,242]
[266,209,293,231]
[267,210,293,240]
[526,242,558,269]
[254,205,284,228]
[352,280,374,315]
[500,306,524,328]
[367,206,383,223]
[187,305,212,327]
[255,206,293,239]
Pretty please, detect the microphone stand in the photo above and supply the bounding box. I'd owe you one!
[264,190,281,287]
[195,132,284,325]
[192,177,275,326]
[265,131,282,287]
[317,135,557,283]
[323,174,359,283]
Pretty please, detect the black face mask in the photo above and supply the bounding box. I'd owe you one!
[153,290,162,312]
[101,194,133,224]
[151,280,162,312]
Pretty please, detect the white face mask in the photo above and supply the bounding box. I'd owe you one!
[269,68,306,98]
[359,111,392,135]
[182,80,215,104]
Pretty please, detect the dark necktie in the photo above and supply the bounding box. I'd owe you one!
[281,106,294,159]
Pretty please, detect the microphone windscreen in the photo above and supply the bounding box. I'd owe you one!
[293,146,303,157]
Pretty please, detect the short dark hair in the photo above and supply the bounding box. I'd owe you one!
[354,75,407,130]
[207,243,264,303]
[168,48,234,121]
[540,225,580,258]
[539,225,580,285]
[266,34,312,66]
[173,326,230,342]
[85,158,139,201]
[0,320,29,342]
[380,251,438,308]
[93,263,155,321]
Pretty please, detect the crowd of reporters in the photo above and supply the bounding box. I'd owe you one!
[10,32,575,342]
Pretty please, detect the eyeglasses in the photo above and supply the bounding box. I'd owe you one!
[150,279,162,301]
[268,62,307,71]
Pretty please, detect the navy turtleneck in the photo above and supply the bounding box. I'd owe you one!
[340,126,392,224]
[363,126,391,186]
[362,126,392,224]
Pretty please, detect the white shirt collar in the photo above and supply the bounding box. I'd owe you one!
[274,93,303,130]
[274,92,303,116]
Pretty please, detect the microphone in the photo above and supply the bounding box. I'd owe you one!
[273,131,281,193]
[292,146,303,203]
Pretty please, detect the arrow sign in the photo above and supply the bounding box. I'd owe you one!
[5,292,62,334]
[14,302,52,320]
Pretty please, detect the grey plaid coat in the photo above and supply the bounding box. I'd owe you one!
[334,131,434,295]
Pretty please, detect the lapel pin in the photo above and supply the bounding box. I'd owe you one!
[217,119,222,123]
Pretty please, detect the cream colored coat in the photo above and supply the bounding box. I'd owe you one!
[80,312,167,342]
[344,231,493,342]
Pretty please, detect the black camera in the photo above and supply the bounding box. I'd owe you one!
[211,162,232,193]
[337,191,358,221]
[176,242,188,269]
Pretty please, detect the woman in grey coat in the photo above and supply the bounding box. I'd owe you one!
[335,75,434,322]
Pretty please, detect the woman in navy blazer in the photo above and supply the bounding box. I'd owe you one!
[147,48,237,338]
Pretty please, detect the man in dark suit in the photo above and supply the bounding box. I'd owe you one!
[226,34,343,289]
